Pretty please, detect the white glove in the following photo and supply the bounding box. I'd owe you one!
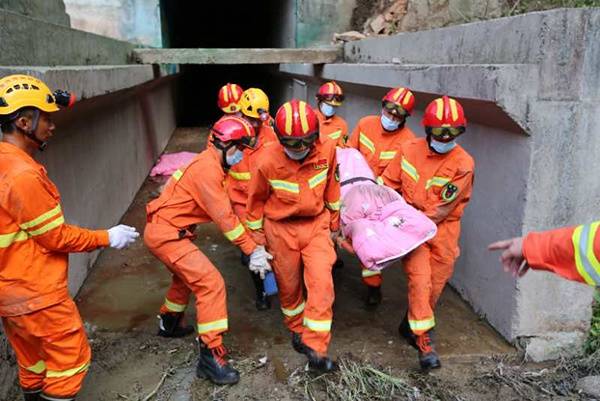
[249,245,273,279]
[108,225,140,249]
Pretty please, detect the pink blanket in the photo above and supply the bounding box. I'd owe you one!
[150,152,197,177]
[337,148,437,270]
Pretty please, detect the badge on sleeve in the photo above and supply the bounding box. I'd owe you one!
[313,158,329,170]
[441,183,458,202]
[335,164,340,182]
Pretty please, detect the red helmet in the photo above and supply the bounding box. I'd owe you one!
[382,87,415,115]
[217,83,244,113]
[422,96,467,128]
[275,99,319,138]
[210,116,255,146]
[316,81,344,106]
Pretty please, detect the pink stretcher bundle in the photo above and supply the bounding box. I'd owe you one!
[337,148,437,270]
[150,152,197,177]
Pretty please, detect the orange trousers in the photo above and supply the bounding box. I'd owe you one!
[1,298,91,399]
[144,221,228,348]
[264,211,336,355]
[402,222,460,335]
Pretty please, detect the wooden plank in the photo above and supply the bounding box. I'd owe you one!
[132,47,341,65]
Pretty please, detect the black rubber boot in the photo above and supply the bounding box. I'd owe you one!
[248,268,271,311]
[365,285,382,308]
[196,342,240,385]
[304,344,337,373]
[416,331,441,371]
[157,313,195,338]
[398,313,417,349]
[291,332,307,354]
[22,389,41,401]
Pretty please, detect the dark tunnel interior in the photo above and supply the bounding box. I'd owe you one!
[160,0,290,126]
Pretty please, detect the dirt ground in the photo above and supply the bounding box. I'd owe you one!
[7,128,587,401]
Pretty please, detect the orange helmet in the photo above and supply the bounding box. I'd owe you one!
[316,81,344,106]
[210,115,255,148]
[422,96,467,128]
[274,99,319,148]
[382,87,415,116]
[217,83,244,114]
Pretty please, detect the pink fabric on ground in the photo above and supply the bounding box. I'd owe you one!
[337,148,437,270]
[150,152,197,177]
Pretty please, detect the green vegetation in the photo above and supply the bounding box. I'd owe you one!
[507,0,600,16]
[584,291,600,354]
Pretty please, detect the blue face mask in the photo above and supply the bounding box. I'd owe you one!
[284,147,310,160]
[381,113,400,131]
[320,102,336,118]
[226,149,244,166]
[430,138,457,154]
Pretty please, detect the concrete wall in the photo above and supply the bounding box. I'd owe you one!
[296,0,356,47]
[280,8,600,360]
[0,0,70,26]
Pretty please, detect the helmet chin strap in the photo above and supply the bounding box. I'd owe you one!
[20,109,47,151]
[212,140,234,170]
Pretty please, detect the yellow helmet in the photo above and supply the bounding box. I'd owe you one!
[0,74,59,116]
[239,88,270,119]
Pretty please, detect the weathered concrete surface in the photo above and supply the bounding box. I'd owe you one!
[0,9,134,66]
[296,0,356,47]
[133,47,343,65]
[0,0,70,26]
[280,8,600,360]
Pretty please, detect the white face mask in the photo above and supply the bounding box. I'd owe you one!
[380,113,400,131]
[320,102,336,118]
[284,147,310,160]
[226,148,244,166]
[430,138,457,154]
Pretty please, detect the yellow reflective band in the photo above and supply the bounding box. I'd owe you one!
[46,361,90,378]
[403,91,413,107]
[328,130,342,140]
[282,301,305,317]
[449,98,459,122]
[376,176,384,185]
[224,224,245,241]
[379,151,397,160]
[409,317,436,332]
[326,200,341,211]
[435,98,444,120]
[173,169,183,181]
[401,157,419,182]
[299,101,309,133]
[29,216,64,237]
[426,176,451,190]
[246,218,263,230]
[228,170,251,181]
[283,102,293,135]
[164,298,186,312]
[362,270,382,278]
[308,168,328,189]
[20,204,61,230]
[197,318,228,334]
[359,132,375,154]
[25,360,46,374]
[223,86,229,102]
[269,179,300,194]
[573,222,600,286]
[0,230,29,248]
[303,317,332,332]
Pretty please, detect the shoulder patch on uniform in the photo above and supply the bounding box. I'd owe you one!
[335,164,340,182]
[313,159,328,170]
[441,183,459,202]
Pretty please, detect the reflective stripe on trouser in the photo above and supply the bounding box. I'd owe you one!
[144,223,228,348]
[361,266,382,288]
[2,298,91,398]
[264,211,336,355]
[402,241,456,335]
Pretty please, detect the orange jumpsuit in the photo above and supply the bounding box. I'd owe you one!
[246,139,340,355]
[0,142,109,399]
[144,147,257,348]
[317,110,349,147]
[382,138,474,335]
[346,115,416,286]
[523,221,600,286]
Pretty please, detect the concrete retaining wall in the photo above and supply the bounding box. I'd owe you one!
[280,7,600,360]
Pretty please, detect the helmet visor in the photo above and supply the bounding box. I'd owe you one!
[278,132,319,149]
[382,101,408,117]
[429,126,465,139]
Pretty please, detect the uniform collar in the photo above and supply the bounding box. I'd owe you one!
[0,141,42,169]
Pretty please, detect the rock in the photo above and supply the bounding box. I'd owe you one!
[369,14,387,34]
[333,30,367,42]
[576,376,600,398]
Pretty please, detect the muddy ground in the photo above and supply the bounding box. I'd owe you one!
[4,128,588,400]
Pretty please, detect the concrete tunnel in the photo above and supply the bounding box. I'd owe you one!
[1,4,599,395]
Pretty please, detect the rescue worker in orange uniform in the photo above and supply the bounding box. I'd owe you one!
[144,116,273,385]
[381,96,475,370]
[246,100,341,372]
[217,83,244,116]
[315,81,349,146]
[489,222,600,286]
[346,87,417,306]
[0,74,139,401]
[228,87,278,309]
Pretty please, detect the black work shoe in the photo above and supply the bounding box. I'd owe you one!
[416,331,441,371]
[157,313,195,338]
[304,345,337,373]
[196,342,240,385]
[291,332,307,354]
[398,313,417,350]
[249,269,271,311]
[365,285,382,308]
[22,389,42,401]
